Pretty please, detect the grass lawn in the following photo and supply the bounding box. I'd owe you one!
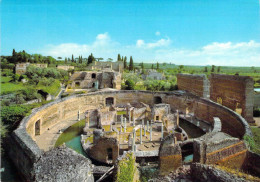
[37,79,61,96]
[251,126,260,154]
[0,76,27,95]
[55,119,85,147]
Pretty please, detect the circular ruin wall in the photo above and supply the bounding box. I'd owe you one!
[10,90,252,180]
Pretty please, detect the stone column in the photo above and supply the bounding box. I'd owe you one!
[120,125,122,132]
[78,110,80,121]
[132,129,136,152]
[147,120,149,131]
[150,125,152,141]
[85,112,89,128]
[161,122,164,141]
[140,126,142,144]
[124,118,126,133]
[176,110,179,127]
[133,116,135,126]
[110,122,113,131]
[129,111,131,123]
[144,123,146,136]
[121,115,123,125]
[142,119,144,127]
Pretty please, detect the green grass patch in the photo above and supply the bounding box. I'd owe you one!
[243,127,260,154]
[55,119,85,147]
[0,76,27,95]
[37,79,61,96]
[117,111,126,115]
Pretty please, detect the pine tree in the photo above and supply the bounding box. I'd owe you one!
[129,56,134,71]
[117,54,121,61]
[123,56,127,69]
[72,54,74,63]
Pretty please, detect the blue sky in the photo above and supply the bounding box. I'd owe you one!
[1,0,260,66]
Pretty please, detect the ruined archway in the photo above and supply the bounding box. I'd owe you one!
[35,120,41,136]
[180,142,193,164]
[106,97,114,106]
[154,96,162,104]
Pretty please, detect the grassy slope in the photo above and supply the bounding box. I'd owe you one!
[37,79,61,95]
[0,76,27,95]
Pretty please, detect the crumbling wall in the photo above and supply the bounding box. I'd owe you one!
[193,132,247,169]
[88,137,119,164]
[177,74,210,98]
[209,74,255,123]
[33,146,94,182]
[159,134,182,175]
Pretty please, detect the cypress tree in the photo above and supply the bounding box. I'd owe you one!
[117,54,121,61]
[156,62,159,70]
[123,56,127,69]
[129,56,134,71]
[65,57,68,64]
[72,54,74,63]
[151,64,154,70]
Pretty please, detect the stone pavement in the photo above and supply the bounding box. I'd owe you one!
[35,115,80,151]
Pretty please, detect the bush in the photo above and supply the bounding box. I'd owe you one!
[116,153,136,182]
[1,105,32,131]
[125,79,135,90]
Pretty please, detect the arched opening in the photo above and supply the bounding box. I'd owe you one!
[106,97,114,106]
[75,82,80,87]
[92,82,95,88]
[35,120,41,136]
[181,142,194,164]
[235,102,242,115]
[154,96,162,104]
[92,73,96,79]
[107,148,113,161]
[217,97,222,105]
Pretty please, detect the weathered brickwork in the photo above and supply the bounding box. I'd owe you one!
[68,71,121,90]
[210,74,255,123]
[177,74,210,98]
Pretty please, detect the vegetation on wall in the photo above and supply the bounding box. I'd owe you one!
[116,152,137,182]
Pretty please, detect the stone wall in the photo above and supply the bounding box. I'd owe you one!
[159,134,182,175]
[193,132,247,169]
[69,71,121,90]
[88,136,119,164]
[177,74,210,98]
[209,74,255,123]
[10,90,252,180]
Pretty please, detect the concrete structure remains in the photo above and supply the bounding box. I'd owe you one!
[7,89,259,181]
[57,65,75,70]
[177,73,255,124]
[142,70,165,80]
[15,63,47,75]
[87,61,124,73]
[177,74,210,99]
[68,71,121,90]
[210,74,255,123]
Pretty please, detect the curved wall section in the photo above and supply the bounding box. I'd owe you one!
[10,90,251,180]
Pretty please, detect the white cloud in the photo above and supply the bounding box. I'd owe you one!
[39,34,260,66]
[136,38,171,49]
[155,31,161,36]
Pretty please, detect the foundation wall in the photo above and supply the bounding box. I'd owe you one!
[209,74,255,123]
